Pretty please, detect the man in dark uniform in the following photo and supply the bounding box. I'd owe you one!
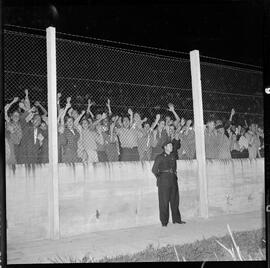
[152,140,186,227]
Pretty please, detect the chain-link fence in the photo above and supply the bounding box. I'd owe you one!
[201,61,263,160]
[56,34,194,163]
[4,27,264,165]
[4,29,48,166]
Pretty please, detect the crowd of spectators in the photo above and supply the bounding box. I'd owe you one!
[5,89,264,165]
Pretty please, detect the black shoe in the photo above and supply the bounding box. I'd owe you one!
[173,221,186,224]
[162,224,167,227]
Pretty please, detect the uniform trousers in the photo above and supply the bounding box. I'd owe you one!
[157,174,182,225]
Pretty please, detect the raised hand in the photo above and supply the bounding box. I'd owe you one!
[19,102,25,109]
[66,101,72,109]
[156,114,161,120]
[128,108,133,115]
[231,108,235,116]
[67,97,71,104]
[167,103,175,112]
[180,117,186,126]
[13,97,19,103]
[34,101,40,107]
[186,120,192,127]
[106,99,111,107]
[24,89,29,96]
[88,99,95,107]
[57,92,62,99]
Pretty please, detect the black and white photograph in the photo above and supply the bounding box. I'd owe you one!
[1,0,268,265]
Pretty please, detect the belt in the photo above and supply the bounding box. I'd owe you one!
[159,169,176,174]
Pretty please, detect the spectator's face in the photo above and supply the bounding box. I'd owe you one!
[169,126,175,136]
[217,127,225,135]
[231,125,236,132]
[82,119,89,130]
[232,134,237,141]
[250,124,256,132]
[96,114,102,120]
[207,121,215,131]
[166,116,172,125]
[33,115,41,127]
[123,117,130,128]
[164,143,173,153]
[216,120,222,126]
[134,113,141,122]
[12,111,20,123]
[158,120,165,130]
[144,123,150,130]
[66,118,74,129]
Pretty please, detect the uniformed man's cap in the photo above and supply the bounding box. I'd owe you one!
[162,140,172,149]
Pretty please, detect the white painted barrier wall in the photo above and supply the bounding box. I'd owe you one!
[6,158,264,242]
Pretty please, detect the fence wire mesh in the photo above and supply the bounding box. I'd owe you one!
[4,27,264,165]
[4,29,48,165]
[201,62,263,160]
[56,35,194,163]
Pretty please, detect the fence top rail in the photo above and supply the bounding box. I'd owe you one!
[4,24,263,72]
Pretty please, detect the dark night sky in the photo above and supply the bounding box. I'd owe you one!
[3,0,264,67]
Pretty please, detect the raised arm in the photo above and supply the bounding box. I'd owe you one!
[5,97,19,122]
[35,101,48,117]
[229,108,235,122]
[106,99,112,116]
[128,108,133,127]
[25,107,36,123]
[168,103,180,123]
[109,118,118,142]
[57,92,61,115]
[24,89,31,111]
[58,97,72,126]
[150,114,161,131]
[74,110,85,127]
[86,99,95,119]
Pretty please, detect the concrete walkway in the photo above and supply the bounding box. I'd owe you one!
[7,211,265,264]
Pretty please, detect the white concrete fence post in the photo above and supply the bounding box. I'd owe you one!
[190,50,209,218]
[46,26,60,239]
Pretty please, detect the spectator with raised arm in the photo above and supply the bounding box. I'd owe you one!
[34,100,48,124]
[19,110,43,164]
[59,97,81,163]
[96,120,108,162]
[76,117,102,163]
[245,123,260,160]
[204,119,218,159]
[58,97,72,162]
[5,97,22,165]
[216,124,231,159]
[151,116,169,161]
[178,119,196,160]
[229,129,242,159]
[137,114,160,161]
[238,126,249,158]
[104,115,120,162]
[115,108,140,161]
[38,119,48,163]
